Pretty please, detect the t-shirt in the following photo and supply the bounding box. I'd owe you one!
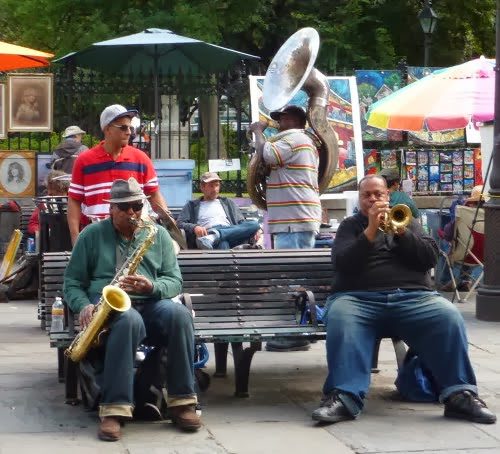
[197,199,230,228]
[68,142,159,221]
[262,129,321,234]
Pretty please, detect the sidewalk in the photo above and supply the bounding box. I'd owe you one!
[0,296,499,453]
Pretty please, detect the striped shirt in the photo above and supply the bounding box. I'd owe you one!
[68,142,159,221]
[262,129,321,234]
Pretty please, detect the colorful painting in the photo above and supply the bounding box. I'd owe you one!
[355,70,403,141]
[249,75,364,192]
[0,151,36,197]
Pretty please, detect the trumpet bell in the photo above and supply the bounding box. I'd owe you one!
[390,204,412,229]
[262,27,319,111]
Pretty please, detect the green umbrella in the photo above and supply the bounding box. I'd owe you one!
[55,28,259,154]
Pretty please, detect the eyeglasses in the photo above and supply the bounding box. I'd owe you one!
[110,124,134,132]
[115,202,144,212]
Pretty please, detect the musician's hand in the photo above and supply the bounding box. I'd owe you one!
[364,201,390,241]
[194,225,208,237]
[79,304,95,329]
[249,121,268,133]
[120,274,153,294]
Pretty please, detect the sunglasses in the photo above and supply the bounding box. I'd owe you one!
[110,124,134,132]
[115,202,144,212]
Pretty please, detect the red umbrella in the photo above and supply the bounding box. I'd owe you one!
[0,40,53,71]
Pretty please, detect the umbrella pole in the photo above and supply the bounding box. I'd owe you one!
[476,0,500,321]
[154,45,160,159]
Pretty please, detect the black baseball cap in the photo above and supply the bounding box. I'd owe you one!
[270,105,307,123]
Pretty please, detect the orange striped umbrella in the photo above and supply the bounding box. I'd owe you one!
[0,41,53,71]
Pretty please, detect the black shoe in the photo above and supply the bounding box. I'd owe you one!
[265,338,310,352]
[444,390,497,424]
[311,392,356,424]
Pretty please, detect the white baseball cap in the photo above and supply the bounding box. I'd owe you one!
[100,104,138,131]
[62,125,85,138]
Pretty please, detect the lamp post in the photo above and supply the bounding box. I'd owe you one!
[476,0,500,321]
[418,1,438,66]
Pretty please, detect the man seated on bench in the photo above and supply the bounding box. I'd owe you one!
[64,177,201,442]
[312,175,496,425]
[177,171,260,249]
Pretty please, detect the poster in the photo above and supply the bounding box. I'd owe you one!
[249,75,364,192]
[0,151,36,197]
[404,148,480,194]
[355,70,403,141]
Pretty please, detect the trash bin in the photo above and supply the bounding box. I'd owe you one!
[153,159,195,208]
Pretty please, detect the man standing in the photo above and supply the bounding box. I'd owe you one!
[64,178,200,441]
[50,125,88,173]
[249,105,321,249]
[177,172,260,249]
[67,104,169,245]
[249,105,321,351]
[312,175,496,426]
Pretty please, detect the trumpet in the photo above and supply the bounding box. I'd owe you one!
[379,204,412,234]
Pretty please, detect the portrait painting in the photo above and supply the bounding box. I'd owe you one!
[0,84,5,139]
[7,73,53,132]
[0,151,36,197]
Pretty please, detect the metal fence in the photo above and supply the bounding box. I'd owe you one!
[0,61,256,196]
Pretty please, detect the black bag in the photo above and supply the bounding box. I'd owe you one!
[133,346,169,420]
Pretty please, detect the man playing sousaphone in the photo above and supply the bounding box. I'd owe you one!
[64,177,201,441]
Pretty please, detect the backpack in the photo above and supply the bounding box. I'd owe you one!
[133,346,169,420]
[51,155,77,174]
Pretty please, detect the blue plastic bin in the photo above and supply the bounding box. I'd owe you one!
[153,159,195,208]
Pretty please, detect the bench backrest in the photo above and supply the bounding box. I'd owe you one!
[40,249,333,335]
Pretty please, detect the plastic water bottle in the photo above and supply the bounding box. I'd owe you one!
[50,297,64,333]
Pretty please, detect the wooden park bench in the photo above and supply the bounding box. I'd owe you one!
[41,248,406,404]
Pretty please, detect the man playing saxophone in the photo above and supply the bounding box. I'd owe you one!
[63,177,201,442]
[312,174,496,426]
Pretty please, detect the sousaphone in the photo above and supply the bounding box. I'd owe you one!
[247,27,338,210]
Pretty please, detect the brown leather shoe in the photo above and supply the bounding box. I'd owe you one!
[98,416,121,441]
[169,404,202,431]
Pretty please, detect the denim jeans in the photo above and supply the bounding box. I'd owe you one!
[98,298,196,413]
[322,290,477,414]
[274,231,316,249]
[437,241,483,286]
[212,220,260,249]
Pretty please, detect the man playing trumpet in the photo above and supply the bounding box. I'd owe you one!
[312,174,496,425]
[64,178,201,441]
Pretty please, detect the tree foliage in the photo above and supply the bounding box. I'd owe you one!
[0,0,496,71]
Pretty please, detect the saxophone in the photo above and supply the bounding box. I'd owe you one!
[65,220,158,362]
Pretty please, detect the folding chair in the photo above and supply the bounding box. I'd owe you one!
[442,205,484,303]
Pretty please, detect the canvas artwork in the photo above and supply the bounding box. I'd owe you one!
[355,70,404,141]
[249,75,364,192]
[0,84,5,139]
[0,151,36,197]
[8,73,53,132]
[37,153,52,195]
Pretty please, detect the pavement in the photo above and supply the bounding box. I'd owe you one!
[1,296,500,454]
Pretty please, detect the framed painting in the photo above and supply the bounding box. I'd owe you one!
[7,73,53,132]
[0,151,36,197]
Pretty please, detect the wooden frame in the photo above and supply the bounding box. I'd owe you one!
[0,84,5,139]
[0,150,36,197]
[7,73,53,132]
